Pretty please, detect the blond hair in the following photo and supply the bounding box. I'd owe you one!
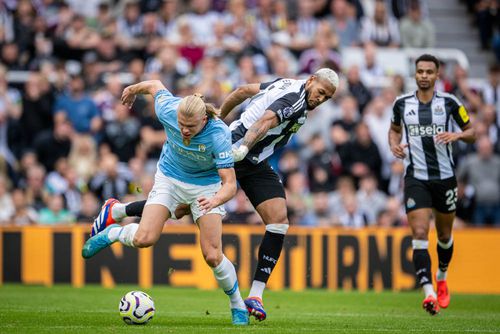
[178,93,220,119]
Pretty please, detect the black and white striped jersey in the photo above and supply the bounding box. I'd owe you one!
[391,91,471,181]
[230,78,309,164]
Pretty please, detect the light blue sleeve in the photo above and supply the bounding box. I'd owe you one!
[212,124,234,169]
[154,89,181,125]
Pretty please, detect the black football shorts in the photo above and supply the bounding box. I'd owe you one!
[404,176,458,213]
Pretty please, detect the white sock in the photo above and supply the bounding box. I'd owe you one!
[423,283,436,298]
[112,203,127,221]
[212,255,245,310]
[436,268,447,281]
[113,223,139,247]
[248,280,266,300]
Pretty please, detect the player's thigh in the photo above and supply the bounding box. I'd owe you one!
[189,182,226,223]
[137,204,171,240]
[404,177,433,239]
[236,161,286,222]
[255,197,288,225]
[197,213,223,266]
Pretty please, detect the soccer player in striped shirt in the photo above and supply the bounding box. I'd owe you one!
[389,54,476,315]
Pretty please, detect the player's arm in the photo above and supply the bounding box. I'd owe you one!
[388,123,408,159]
[435,123,476,144]
[232,110,279,162]
[121,80,167,108]
[220,83,260,119]
[436,101,476,144]
[197,168,237,214]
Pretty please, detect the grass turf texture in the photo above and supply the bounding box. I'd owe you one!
[1,285,499,333]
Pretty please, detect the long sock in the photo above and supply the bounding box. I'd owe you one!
[412,239,435,297]
[250,224,289,299]
[111,201,146,221]
[107,223,139,247]
[125,200,146,217]
[436,237,454,281]
[212,255,245,310]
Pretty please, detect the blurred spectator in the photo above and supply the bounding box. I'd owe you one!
[54,74,102,134]
[376,196,405,227]
[482,64,500,127]
[0,175,14,223]
[102,102,141,162]
[34,118,73,172]
[458,136,500,226]
[10,188,38,226]
[298,21,341,74]
[360,0,400,47]
[68,134,98,182]
[38,194,75,225]
[224,189,261,224]
[23,164,48,211]
[19,72,54,148]
[346,65,372,113]
[89,153,132,201]
[76,191,99,223]
[328,175,356,217]
[285,170,312,225]
[356,174,387,224]
[0,64,22,167]
[307,133,337,192]
[185,0,220,46]
[326,0,360,48]
[301,192,334,226]
[336,193,368,228]
[339,122,382,183]
[399,0,435,48]
[359,42,384,88]
[0,3,14,44]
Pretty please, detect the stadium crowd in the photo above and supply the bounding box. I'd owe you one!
[0,0,499,228]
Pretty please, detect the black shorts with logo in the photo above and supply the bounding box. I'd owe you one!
[404,176,458,213]
[235,158,286,208]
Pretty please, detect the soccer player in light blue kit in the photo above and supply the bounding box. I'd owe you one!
[82,80,249,325]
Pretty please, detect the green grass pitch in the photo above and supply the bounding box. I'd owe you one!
[1,285,499,333]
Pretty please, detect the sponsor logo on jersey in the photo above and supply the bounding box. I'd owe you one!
[407,124,445,137]
[170,142,208,161]
[218,150,232,159]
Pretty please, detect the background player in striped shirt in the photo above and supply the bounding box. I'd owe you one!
[389,54,476,315]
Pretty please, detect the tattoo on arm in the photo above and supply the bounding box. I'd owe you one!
[242,124,269,149]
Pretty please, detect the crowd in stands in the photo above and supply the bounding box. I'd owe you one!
[0,0,499,228]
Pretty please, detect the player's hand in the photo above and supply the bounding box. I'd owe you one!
[232,145,249,162]
[435,132,460,144]
[197,196,218,214]
[390,143,408,159]
[121,86,137,108]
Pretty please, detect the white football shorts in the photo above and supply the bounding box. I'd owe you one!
[145,169,226,223]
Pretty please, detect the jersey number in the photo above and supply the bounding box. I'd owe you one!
[445,188,458,210]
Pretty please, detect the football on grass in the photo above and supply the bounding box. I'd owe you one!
[119,291,155,325]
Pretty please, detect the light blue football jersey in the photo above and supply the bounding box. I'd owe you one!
[154,89,233,185]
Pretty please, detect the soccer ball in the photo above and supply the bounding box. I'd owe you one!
[119,291,155,325]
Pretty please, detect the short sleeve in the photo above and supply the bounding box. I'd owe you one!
[447,96,470,128]
[259,78,281,90]
[391,98,403,126]
[267,92,303,123]
[212,126,234,169]
[154,89,181,123]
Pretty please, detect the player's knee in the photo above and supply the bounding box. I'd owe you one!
[265,212,288,225]
[412,228,428,240]
[437,233,452,244]
[203,249,222,268]
[133,232,158,248]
